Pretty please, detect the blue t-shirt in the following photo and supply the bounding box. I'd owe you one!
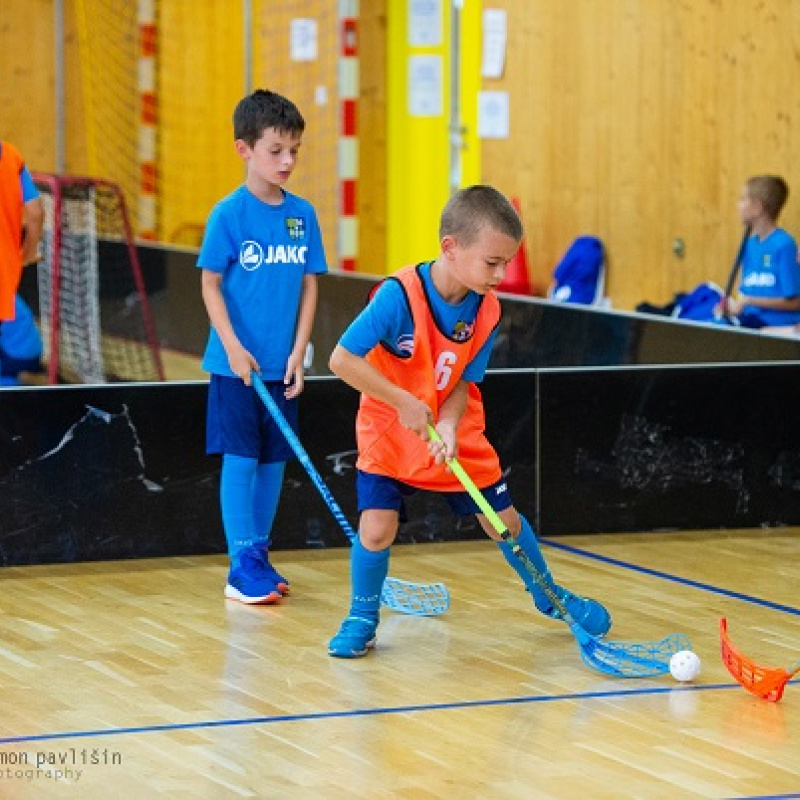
[339,261,496,383]
[740,227,800,326]
[198,185,328,379]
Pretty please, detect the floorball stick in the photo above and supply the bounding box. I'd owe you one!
[720,224,752,321]
[427,425,691,677]
[720,617,800,702]
[252,373,449,615]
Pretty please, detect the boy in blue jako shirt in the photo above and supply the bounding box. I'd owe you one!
[198,89,328,604]
[719,175,800,328]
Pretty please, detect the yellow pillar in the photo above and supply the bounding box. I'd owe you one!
[459,2,481,187]
[386,0,481,273]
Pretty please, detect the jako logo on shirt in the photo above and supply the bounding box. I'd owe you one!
[239,240,308,271]
[742,272,776,288]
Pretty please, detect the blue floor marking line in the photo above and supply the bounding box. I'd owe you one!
[0,681,754,747]
[541,538,800,616]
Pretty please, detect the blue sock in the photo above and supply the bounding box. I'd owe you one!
[496,514,556,610]
[349,538,389,623]
[252,461,285,552]
[221,453,258,565]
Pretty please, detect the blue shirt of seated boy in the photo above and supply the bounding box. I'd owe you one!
[738,227,800,327]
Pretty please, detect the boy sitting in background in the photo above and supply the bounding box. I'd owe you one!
[717,175,800,328]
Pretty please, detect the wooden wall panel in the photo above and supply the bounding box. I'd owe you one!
[359,3,387,275]
[482,0,800,310]
[3,0,342,250]
[5,0,800,312]
[0,0,56,170]
[250,1,339,261]
[159,0,245,245]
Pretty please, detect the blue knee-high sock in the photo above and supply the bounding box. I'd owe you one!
[349,538,389,623]
[221,453,258,565]
[497,515,556,610]
[252,461,285,551]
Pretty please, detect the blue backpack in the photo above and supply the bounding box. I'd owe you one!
[672,282,725,322]
[549,236,605,305]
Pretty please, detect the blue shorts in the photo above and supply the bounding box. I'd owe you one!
[0,350,42,379]
[206,374,297,462]
[357,470,512,518]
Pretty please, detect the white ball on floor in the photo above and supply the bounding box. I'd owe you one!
[669,650,701,682]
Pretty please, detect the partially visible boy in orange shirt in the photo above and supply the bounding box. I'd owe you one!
[0,140,43,321]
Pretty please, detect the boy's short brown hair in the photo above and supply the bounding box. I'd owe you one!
[746,175,789,221]
[439,185,523,245]
[233,89,305,146]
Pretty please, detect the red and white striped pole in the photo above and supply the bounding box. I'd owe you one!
[339,0,358,271]
[137,0,157,240]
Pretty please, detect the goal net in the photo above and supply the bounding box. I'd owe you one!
[31,173,165,384]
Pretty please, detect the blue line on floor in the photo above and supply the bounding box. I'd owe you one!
[541,538,800,616]
[0,681,751,747]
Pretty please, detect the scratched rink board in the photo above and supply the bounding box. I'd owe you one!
[0,378,536,566]
[537,363,800,534]
[0,380,367,566]
[2,364,800,567]
[0,382,219,565]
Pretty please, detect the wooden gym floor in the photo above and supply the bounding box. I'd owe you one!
[1,530,799,799]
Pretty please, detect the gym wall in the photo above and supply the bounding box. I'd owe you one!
[3,1,800,309]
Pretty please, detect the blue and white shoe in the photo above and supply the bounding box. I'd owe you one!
[225,546,282,605]
[536,587,612,637]
[328,616,378,658]
[262,561,290,595]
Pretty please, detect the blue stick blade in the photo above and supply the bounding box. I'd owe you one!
[576,631,692,678]
[252,373,451,617]
[380,578,450,616]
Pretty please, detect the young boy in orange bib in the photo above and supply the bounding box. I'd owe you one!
[328,185,610,657]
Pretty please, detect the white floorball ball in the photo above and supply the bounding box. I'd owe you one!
[669,650,701,682]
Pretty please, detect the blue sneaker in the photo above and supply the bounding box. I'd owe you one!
[225,546,282,605]
[262,560,290,596]
[536,587,612,637]
[328,616,378,658]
